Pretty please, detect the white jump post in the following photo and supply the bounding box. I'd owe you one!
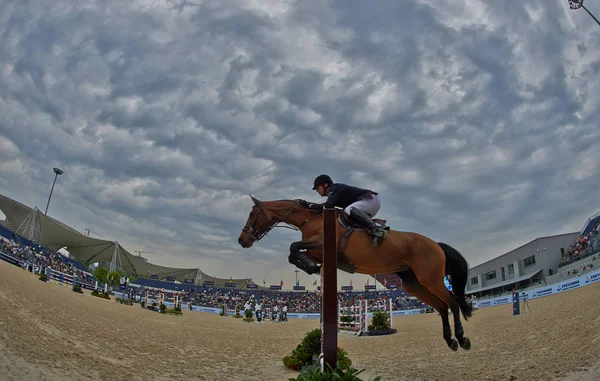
[388,298,393,329]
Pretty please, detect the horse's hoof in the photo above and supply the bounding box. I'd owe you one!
[449,339,458,351]
[460,337,471,350]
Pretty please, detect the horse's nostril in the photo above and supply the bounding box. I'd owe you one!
[238,237,243,245]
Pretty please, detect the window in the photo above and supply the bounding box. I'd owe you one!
[524,255,536,267]
[471,277,478,285]
[501,267,506,281]
[485,271,496,281]
[508,264,514,274]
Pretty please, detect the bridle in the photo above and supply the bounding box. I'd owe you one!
[241,203,319,243]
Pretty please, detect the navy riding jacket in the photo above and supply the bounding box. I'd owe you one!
[309,183,377,210]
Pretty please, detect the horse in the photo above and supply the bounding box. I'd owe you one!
[237,196,473,351]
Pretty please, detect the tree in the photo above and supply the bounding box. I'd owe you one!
[107,270,124,286]
[93,267,108,284]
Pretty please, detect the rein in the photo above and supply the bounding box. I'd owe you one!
[242,205,319,243]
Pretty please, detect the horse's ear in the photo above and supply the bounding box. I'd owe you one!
[249,195,262,206]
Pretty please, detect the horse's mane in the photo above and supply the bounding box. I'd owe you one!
[264,199,319,212]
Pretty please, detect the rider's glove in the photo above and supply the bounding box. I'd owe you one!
[294,199,309,207]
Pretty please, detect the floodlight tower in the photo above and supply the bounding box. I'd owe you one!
[568,1,600,27]
[45,167,64,215]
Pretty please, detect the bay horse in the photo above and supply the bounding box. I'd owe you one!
[237,196,473,351]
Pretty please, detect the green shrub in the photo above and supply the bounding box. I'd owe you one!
[282,329,352,371]
[242,309,254,322]
[370,310,389,331]
[283,355,303,371]
[300,329,322,359]
[91,290,110,299]
[288,362,381,381]
[39,273,47,282]
[366,310,397,336]
[159,303,167,313]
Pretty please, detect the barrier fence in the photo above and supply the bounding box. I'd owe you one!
[471,268,600,308]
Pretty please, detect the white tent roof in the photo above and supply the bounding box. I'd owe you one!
[0,194,199,280]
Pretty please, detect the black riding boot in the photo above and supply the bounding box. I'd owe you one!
[297,253,320,275]
[349,207,388,246]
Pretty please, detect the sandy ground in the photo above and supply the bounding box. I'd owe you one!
[1,260,599,381]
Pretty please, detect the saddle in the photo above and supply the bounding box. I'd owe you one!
[335,211,388,274]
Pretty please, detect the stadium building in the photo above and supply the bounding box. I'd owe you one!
[466,213,600,298]
[465,233,578,298]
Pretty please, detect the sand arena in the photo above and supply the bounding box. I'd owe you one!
[1,260,599,381]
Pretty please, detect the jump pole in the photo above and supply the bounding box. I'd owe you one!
[320,208,338,372]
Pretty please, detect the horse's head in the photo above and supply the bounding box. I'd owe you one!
[238,196,312,248]
[238,195,273,248]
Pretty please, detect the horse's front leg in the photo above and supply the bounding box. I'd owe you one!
[289,237,322,275]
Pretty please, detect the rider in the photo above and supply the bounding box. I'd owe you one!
[298,174,389,245]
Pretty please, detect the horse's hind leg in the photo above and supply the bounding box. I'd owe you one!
[427,283,470,350]
[450,294,471,350]
[420,275,471,350]
[397,270,458,351]
[409,248,472,351]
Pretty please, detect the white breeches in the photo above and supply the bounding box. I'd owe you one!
[344,194,381,217]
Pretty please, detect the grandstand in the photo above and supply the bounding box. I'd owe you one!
[579,212,600,235]
[0,194,262,290]
[465,221,600,298]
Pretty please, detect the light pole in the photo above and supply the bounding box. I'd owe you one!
[44,167,64,215]
[569,0,600,27]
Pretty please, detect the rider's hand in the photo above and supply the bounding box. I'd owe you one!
[308,204,323,214]
[294,199,309,207]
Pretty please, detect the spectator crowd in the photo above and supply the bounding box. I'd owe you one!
[560,219,600,267]
[1,236,95,286]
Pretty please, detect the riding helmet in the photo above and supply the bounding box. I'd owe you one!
[313,174,333,190]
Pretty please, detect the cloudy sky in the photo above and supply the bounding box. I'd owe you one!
[1,0,599,289]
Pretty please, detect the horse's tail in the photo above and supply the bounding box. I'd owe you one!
[438,242,473,320]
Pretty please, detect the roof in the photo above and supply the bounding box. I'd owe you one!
[0,194,199,279]
[469,232,579,270]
